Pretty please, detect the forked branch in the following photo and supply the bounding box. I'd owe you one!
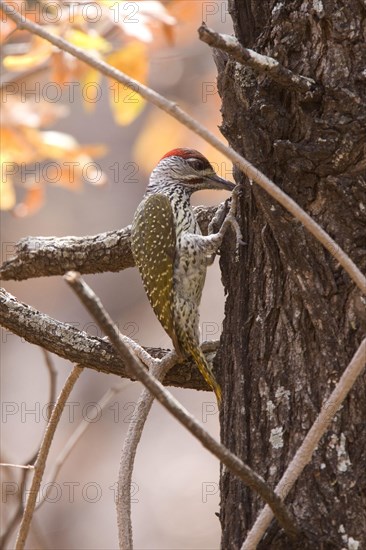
[0,348,58,548]
[117,352,178,549]
[15,366,83,550]
[37,381,129,511]
[0,287,218,392]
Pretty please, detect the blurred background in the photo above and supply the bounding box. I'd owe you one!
[1,1,233,548]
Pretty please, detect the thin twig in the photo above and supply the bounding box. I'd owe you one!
[64,271,299,540]
[36,381,129,511]
[1,0,363,294]
[198,23,318,94]
[0,463,35,470]
[41,348,58,420]
[15,366,83,550]
[0,347,60,548]
[241,338,366,549]
[118,351,177,549]
[0,287,219,392]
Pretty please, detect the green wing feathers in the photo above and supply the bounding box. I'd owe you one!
[131,193,222,405]
[131,194,176,341]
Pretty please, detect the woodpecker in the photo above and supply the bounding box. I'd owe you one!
[131,148,235,404]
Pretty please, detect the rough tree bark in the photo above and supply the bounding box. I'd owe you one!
[215,1,366,548]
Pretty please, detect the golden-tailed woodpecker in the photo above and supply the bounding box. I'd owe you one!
[131,149,235,404]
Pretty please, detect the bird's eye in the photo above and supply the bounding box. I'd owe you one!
[189,159,207,171]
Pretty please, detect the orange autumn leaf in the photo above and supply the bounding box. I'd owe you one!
[79,66,102,113]
[107,42,148,125]
[0,156,16,210]
[41,157,85,191]
[42,152,107,190]
[167,1,204,46]
[1,126,42,164]
[0,0,42,40]
[38,131,106,160]
[0,123,107,212]
[161,22,175,46]
[50,51,73,86]
[0,15,17,43]
[38,132,107,189]
[64,28,112,54]
[3,34,53,71]
[13,185,45,217]
[1,0,197,214]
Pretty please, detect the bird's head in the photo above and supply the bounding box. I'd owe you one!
[147,148,234,195]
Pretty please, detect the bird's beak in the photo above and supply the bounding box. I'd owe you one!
[206,174,235,191]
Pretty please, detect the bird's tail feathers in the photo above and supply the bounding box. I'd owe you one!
[188,346,222,405]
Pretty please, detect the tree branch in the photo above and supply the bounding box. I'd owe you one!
[64,271,299,540]
[0,464,34,470]
[1,0,364,294]
[15,366,83,550]
[241,338,366,549]
[42,349,58,419]
[198,23,318,94]
[0,347,59,548]
[37,381,129,512]
[0,287,217,391]
[0,227,133,281]
[0,207,216,281]
[118,352,177,549]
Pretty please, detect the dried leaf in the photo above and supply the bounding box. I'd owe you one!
[1,127,41,164]
[38,132,107,189]
[0,14,17,43]
[107,43,147,125]
[1,97,68,129]
[0,0,43,39]
[3,35,52,71]
[161,22,175,46]
[166,1,203,46]
[64,29,112,54]
[50,51,71,86]
[0,170,16,210]
[80,66,102,112]
[13,185,44,217]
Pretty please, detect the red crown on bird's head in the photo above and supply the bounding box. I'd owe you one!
[160,148,208,162]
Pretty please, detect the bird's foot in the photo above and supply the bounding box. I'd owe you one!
[208,200,228,235]
[208,185,245,258]
[223,185,245,253]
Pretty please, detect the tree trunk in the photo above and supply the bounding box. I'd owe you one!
[215,1,366,548]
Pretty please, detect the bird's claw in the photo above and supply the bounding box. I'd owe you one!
[209,185,244,252]
[209,200,228,235]
[225,212,244,251]
[230,184,243,216]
